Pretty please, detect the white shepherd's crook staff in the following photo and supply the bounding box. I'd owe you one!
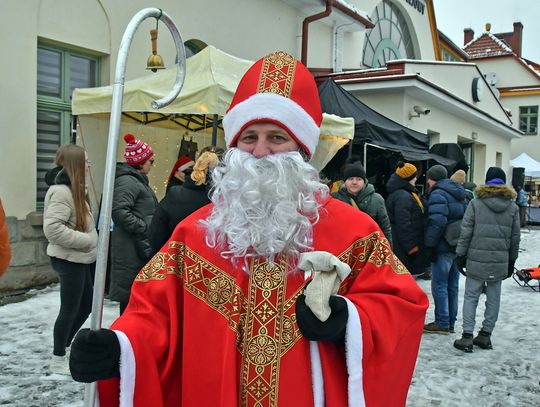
[83,8,186,407]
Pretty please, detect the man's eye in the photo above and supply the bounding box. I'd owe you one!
[239,135,256,143]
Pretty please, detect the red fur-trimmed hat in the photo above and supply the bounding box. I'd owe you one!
[123,133,154,166]
[223,51,322,158]
[167,155,195,184]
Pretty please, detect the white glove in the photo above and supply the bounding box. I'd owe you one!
[298,251,351,322]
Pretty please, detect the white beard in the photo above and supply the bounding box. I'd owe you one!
[201,148,328,266]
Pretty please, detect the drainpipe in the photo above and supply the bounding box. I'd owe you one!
[301,0,334,66]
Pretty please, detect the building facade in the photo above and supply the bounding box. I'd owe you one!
[0,0,526,289]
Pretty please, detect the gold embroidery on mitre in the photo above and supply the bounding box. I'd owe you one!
[257,51,296,97]
[135,241,184,281]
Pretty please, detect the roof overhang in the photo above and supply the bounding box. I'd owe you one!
[335,73,523,140]
[282,0,373,32]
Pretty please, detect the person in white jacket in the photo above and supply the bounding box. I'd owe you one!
[43,144,97,375]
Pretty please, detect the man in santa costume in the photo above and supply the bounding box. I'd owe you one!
[70,51,428,407]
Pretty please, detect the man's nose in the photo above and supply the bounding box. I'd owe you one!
[252,141,270,158]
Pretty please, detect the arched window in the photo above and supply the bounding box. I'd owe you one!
[362,0,416,68]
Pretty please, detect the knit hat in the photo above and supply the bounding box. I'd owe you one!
[426,165,448,182]
[485,166,506,184]
[343,163,366,181]
[450,169,466,184]
[395,161,418,181]
[167,155,195,184]
[123,134,154,166]
[223,51,322,158]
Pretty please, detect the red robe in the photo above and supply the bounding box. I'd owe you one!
[99,197,428,406]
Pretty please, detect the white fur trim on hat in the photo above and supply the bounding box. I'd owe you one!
[177,161,195,172]
[223,92,320,157]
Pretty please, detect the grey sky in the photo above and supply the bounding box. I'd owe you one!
[433,0,540,63]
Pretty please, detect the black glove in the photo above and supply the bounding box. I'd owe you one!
[506,261,516,279]
[456,255,467,277]
[70,328,121,383]
[423,247,438,263]
[296,295,348,342]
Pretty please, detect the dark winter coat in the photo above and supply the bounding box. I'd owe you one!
[148,175,211,255]
[109,163,158,303]
[385,173,427,275]
[332,184,392,246]
[424,179,467,253]
[456,185,520,281]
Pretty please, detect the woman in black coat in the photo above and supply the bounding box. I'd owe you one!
[110,134,158,314]
[148,149,221,255]
[386,162,428,276]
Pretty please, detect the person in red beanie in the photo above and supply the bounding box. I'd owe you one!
[71,51,428,407]
[165,155,195,192]
[108,134,158,315]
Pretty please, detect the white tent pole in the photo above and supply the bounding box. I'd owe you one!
[83,8,186,407]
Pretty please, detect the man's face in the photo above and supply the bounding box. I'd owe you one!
[345,177,365,195]
[427,179,436,188]
[236,122,300,158]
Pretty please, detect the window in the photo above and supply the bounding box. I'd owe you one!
[36,45,99,208]
[519,106,538,135]
[362,0,416,68]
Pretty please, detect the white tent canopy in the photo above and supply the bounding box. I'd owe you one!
[72,46,354,200]
[510,152,540,177]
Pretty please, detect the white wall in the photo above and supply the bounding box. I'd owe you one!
[475,57,540,88]
[503,94,540,162]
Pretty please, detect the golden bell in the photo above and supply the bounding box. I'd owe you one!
[146,28,165,72]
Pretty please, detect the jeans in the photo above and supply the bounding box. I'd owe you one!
[50,257,93,356]
[430,252,460,328]
[462,277,502,334]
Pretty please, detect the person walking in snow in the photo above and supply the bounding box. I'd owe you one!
[43,144,97,375]
[453,167,520,352]
[332,161,392,246]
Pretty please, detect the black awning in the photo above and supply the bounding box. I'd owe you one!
[318,79,436,162]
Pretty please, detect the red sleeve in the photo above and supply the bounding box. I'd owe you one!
[340,233,428,406]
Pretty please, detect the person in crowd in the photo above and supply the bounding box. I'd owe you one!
[515,186,528,227]
[385,161,428,276]
[463,181,477,204]
[165,155,195,192]
[332,161,393,246]
[148,147,223,254]
[450,169,466,185]
[453,167,520,352]
[42,144,97,375]
[423,164,467,334]
[109,134,158,315]
[0,198,11,279]
[70,51,428,407]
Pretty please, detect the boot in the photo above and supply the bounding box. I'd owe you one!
[453,333,473,353]
[49,354,71,375]
[473,330,493,349]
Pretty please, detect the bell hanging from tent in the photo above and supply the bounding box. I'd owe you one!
[146,28,165,72]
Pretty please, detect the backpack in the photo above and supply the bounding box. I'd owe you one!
[443,219,462,247]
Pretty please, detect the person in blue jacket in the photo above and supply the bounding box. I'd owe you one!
[423,165,466,335]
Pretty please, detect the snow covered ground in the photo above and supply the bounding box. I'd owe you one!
[0,229,539,406]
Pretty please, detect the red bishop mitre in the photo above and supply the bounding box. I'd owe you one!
[223,51,322,158]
